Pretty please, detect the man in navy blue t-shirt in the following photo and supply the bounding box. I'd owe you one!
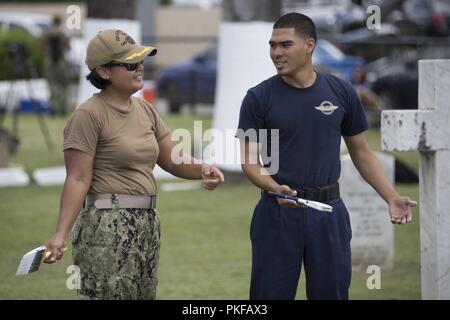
[236,12,416,300]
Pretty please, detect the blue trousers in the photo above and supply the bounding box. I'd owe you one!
[249,194,352,300]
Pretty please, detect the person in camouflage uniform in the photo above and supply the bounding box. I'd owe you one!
[40,15,71,115]
[44,29,224,300]
[71,195,161,299]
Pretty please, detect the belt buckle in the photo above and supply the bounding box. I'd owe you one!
[151,196,156,209]
[111,193,120,209]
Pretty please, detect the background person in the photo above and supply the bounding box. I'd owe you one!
[40,15,71,116]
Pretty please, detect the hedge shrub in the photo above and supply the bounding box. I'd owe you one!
[0,29,43,80]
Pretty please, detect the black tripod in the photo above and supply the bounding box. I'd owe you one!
[0,42,53,154]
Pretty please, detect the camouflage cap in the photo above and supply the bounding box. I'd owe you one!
[85,29,157,70]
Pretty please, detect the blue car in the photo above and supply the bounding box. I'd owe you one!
[156,40,364,113]
[313,39,365,83]
[156,44,217,113]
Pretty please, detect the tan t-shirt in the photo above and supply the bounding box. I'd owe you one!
[63,93,170,195]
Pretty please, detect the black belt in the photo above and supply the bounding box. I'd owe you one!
[293,182,340,202]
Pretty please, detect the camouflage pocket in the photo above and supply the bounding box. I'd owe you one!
[152,208,161,239]
[91,209,119,246]
[70,218,82,245]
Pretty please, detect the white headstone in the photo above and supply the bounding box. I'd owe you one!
[340,152,395,270]
[0,167,30,188]
[33,167,66,186]
[31,165,177,187]
[153,164,177,181]
[382,59,450,300]
[160,181,201,192]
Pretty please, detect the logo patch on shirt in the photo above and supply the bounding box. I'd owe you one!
[315,101,339,115]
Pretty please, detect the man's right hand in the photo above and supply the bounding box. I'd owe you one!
[273,185,306,208]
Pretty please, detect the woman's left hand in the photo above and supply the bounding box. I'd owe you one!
[201,164,225,190]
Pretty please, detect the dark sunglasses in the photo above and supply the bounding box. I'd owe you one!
[104,61,143,71]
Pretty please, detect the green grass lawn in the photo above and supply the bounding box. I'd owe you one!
[0,114,420,299]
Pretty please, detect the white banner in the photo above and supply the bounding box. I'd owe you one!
[209,22,275,171]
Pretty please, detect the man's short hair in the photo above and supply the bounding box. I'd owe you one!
[273,12,317,43]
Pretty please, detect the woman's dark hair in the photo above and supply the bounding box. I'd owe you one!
[86,69,112,90]
[273,12,317,43]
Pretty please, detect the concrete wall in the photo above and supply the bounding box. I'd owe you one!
[0,2,221,67]
[154,6,220,67]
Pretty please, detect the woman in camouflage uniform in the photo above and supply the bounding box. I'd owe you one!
[44,29,224,299]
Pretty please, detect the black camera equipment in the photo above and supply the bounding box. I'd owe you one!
[0,42,53,154]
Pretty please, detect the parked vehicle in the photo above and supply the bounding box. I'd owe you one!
[371,73,418,109]
[313,39,365,83]
[401,0,450,36]
[283,0,367,35]
[156,39,365,113]
[355,0,450,36]
[156,44,217,113]
[365,55,418,109]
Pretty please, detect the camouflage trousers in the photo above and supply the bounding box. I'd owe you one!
[43,58,69,115]
[70,202,160,300]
